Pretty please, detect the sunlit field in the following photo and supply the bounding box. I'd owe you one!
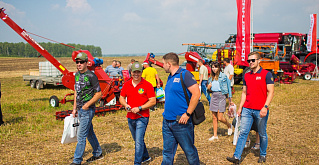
[0,56,318,164]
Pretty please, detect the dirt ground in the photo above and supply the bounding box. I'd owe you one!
[0,57,318,165]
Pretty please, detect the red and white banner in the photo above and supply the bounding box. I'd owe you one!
[235,0,251,67]
[307,14,317,52]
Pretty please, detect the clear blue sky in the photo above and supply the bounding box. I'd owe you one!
[0,0,318,55]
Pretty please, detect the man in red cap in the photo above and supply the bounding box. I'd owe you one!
[142,60,161,111]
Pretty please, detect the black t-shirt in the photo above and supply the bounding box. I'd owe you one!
[74,70,101,109]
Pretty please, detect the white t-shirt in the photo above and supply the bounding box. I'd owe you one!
[224,64,234,86]
[199,65,208,81]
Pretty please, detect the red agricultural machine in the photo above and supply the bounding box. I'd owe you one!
[182,32,319,84]
[0,8,131,120]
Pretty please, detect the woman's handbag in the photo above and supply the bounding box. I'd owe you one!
[180,72,206,125]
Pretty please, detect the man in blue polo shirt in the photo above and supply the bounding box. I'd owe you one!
[227,52,274,164]
[161,52,201,165]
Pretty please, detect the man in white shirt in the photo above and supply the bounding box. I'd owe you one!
[198,59,211,103]
[223,58,234,88]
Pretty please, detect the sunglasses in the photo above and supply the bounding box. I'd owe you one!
[247,59,258,63]
[76,60,86,64]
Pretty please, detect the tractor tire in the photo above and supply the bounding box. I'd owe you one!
[30,80,36,88]
[36,80,43,90]
[49,95,59,107]
[305,54,319,65]
[242,67,251,80]
[303,72,312,80]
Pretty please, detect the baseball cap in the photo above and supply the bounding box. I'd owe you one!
[75,52,88,61]
[142,60,148,65]
[131,62,143,72]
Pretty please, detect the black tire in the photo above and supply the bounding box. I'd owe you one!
[305,54,319,65]
[49,95,59,107]
[303,72,312,80]
[30,80,36,88]
[36,80,43,90]
[242,67,251,80]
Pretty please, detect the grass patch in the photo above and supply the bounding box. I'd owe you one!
[0,57,318,164]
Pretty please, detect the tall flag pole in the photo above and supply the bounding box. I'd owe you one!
[235,0,251,67]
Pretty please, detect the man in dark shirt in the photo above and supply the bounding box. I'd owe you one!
[70,52,103,165]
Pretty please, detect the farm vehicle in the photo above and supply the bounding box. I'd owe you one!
[182,32,319,84]
[0,8,131,120]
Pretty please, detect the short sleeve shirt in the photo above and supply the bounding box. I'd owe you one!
[199,65,208,81]
[224,64,234,86]
[120,78,155,119]
[142,67,158,87]
[163,68,197,120]
[75,70,101,109]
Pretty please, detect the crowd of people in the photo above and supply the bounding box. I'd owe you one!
[68,52,273,165]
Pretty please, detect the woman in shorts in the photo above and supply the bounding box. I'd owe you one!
[207,61,233,141]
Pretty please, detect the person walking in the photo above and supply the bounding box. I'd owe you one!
[161,52,200,165]
[127,59,136,73]
[0,81,4,126]
[197,59,211,103]
[227,52,274,164]
[71,52,103,165]
[119,62,156,165]
[223,58,234,88]
[142,60,161,111]
[207,61,233,141]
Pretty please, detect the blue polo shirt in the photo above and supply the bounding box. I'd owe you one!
[163,68,197,120]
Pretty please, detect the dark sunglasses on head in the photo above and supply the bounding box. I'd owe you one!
[76,60,86,64]
[247,59,258,63]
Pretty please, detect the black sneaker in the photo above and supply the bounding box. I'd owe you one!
[142,157,151,163]
[70,163,81,165]
[258,156,266,163]
[86,153,104,162]
[226,156,241,164]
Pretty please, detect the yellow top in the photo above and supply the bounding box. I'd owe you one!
[142,67,158,87]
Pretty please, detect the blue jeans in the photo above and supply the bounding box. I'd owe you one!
[162,119,200,165]
[73,108,102,164]
[201,80,211,103]
[234,107,269,159]
[128,117,150,165]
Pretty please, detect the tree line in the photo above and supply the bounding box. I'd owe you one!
[0,42,102,57]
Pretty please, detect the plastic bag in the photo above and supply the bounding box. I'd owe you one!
[228,104,237,118]
[61,114,79,144]
[156,87,165,99]
[233,114,241,145]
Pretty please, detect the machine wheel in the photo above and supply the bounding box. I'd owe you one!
[49,95,59,107]
[303,72,312,80]
[36,80,43,90]
[305,54,319,65]
[30,80,36,88]
[242,67,251,80]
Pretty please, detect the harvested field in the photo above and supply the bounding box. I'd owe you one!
[0,57,318,164]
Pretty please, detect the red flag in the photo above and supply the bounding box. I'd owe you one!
[235,0,251,67]
[307,14,317,52]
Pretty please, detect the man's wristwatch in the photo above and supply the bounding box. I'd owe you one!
[138,106,142,111]
[264,105,268,108]
[186,112,191,117]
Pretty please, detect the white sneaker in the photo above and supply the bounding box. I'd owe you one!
[228,125,233,135]
[244,140,251,148]
[209,136,218,141]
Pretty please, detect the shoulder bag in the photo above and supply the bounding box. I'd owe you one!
[180,72,206,125]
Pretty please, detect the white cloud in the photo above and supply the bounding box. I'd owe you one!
[66,0,92,13]
[0,1,25,18]
[123,12,143,22]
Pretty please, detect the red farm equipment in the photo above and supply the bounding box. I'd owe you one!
[0,8,130,120]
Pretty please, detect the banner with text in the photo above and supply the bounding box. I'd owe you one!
[307,14,317,52]
[235,0,251,67]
